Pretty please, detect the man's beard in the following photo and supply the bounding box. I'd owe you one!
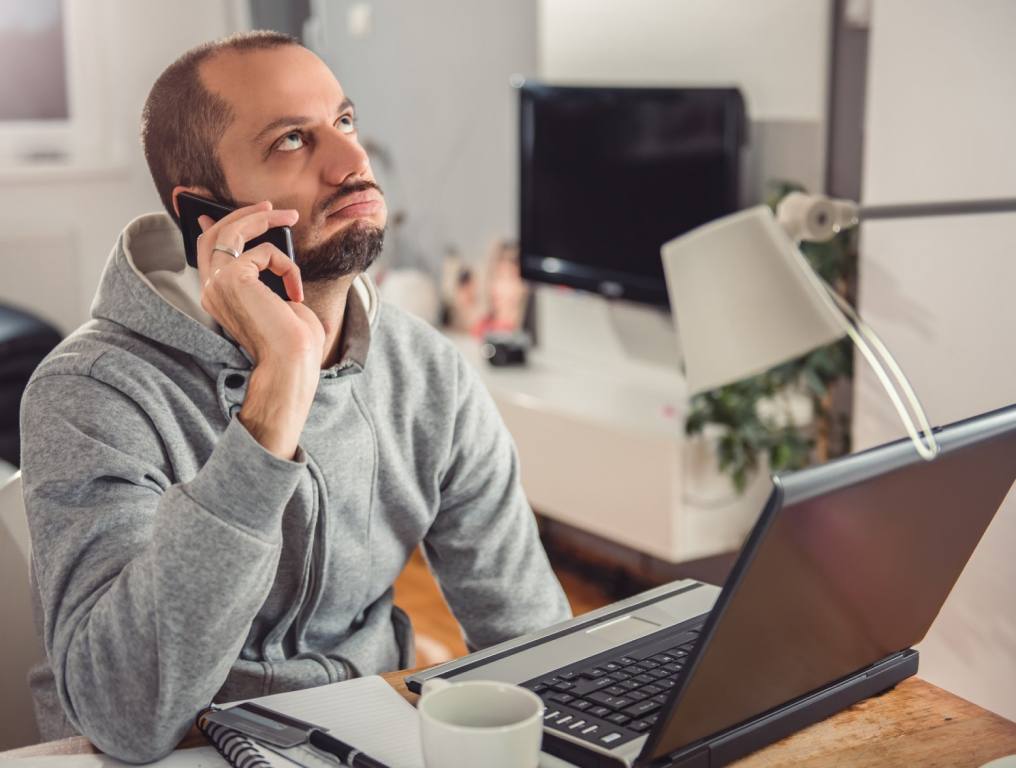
[294,181,386,283]
[296,219,385,283]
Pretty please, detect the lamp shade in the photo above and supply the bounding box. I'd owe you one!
[661,206,849,395]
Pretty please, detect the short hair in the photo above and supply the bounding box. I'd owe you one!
[140,30,299,227]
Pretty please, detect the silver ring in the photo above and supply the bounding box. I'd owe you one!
[212,244,241,259]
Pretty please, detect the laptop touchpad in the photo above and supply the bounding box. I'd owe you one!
[587,615,661,645]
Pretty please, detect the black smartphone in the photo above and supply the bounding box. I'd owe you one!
[177,191,295,300]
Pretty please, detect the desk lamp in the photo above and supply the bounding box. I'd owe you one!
[661,193,1016,462]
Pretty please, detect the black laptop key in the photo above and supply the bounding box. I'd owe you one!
[611,671,632,682]
[588,705,611,718]
[581,667,608,679]
[624,699,662,718]
[652,653,676,664]
[571,699,592,711]
[626,690,649,703]
[651,693,668,705]
[629,719,653,732]
[558,671,579,681]
[618,656,638,665]
[603,662,622,672]
[633,673,655,685]
[532,683,548,693]
[663,662,683,674]
[549,692,575,704]
[551,680,575,692]
[617,680,640,692]
[648,668,671,680]
[576,676,616,694]
[587,692,632,710]
[606,712,631,726]
[642,683,663,696]
[604,685,628,697]
[639,659,660,670]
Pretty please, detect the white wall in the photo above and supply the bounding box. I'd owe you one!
[309,0,538,274]
[0,0,244,334]
[857,0,1016,720]
[538,0,833,199]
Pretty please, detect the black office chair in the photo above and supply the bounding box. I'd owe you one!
[0,305,62,467]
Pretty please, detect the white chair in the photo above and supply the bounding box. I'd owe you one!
[0,471,45,749]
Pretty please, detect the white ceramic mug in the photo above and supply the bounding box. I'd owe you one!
[418,678,544,768]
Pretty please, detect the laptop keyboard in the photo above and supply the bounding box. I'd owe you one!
[521,619,704,751]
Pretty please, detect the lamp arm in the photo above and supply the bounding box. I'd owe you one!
[777,193,1016,244]
[823,286,940,461]
[859,197,1016,221]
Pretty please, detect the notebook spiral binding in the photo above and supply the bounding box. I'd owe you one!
[197,708,273,768]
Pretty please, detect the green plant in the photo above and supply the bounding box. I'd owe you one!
[684,181,858,492]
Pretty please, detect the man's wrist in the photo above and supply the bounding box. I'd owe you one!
[238,361,317,460]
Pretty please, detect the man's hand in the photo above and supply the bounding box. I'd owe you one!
[196,201,323,460]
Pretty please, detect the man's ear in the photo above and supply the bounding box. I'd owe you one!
[171,185,212,219]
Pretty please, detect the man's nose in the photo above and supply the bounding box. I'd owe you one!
[320,129,372,186]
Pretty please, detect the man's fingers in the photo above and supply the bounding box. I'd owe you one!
[240,243,303,302]
[197,201,271,267]
[198,209,296,276]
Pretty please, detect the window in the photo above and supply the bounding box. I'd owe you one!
[0,0,69,122]
[0,0,118,170]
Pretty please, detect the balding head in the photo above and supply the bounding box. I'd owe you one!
[140,30,299,227]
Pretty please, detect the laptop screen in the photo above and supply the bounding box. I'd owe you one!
[644,404,1016,761]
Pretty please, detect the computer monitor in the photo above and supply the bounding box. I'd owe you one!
[518,83,746,306]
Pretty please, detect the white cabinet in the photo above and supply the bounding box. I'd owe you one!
[451,334,771,563]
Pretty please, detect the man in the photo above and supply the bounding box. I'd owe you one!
[20,31,570,763]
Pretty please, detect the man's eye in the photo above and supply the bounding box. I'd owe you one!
[276,132,305,152]
[337,115,356,134]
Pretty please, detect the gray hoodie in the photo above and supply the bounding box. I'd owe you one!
[19,212,571,763]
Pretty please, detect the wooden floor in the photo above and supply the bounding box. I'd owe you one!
[393,548,614,665]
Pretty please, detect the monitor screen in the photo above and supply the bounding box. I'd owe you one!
[519,84,746,305]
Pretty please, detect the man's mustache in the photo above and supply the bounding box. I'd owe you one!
[317,180,384,219]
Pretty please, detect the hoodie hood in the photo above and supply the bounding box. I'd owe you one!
[90,212,379,369]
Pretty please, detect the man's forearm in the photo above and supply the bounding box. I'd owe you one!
[60,489,283,762]
[29,414,303,763]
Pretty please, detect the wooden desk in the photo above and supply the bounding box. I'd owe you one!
[4,673,1015,766]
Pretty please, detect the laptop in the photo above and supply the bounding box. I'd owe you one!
[407,403,1016,767]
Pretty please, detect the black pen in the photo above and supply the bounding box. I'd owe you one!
[307,726,390,768]
[203,701,392,768]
